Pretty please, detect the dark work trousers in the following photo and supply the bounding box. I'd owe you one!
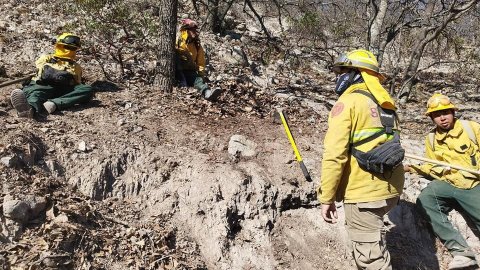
[175,69,209,95]
[22,81,93,113]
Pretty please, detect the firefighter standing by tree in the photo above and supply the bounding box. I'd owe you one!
[405,93,480,270]
[175,18,221,101]
[318,49,405,269]
[10,33,93,118]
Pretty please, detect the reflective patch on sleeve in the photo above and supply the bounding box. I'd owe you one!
[330,102,344,118]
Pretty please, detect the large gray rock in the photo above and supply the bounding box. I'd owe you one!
[3,199,30,224]
[228,135,257,159]
[218,46,248,67]
[23,195,47,218]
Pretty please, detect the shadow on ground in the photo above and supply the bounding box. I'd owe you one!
[387,200,440,269]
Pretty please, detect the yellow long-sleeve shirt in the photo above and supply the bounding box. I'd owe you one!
[318,83,405,204]
[175,30,206,76]
[32,54,82,85]
[410,119,480,189]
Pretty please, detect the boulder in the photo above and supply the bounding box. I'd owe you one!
[228,135,257,159]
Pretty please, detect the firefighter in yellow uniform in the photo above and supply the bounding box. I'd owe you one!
[10,33,93,118]
[405,93,480,270]
[175,19,221,101]
[318,49,405,269]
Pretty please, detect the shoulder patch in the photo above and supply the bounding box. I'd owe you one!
[331,102,344,118]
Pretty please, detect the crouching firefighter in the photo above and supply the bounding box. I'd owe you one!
[318,49,405,269]
[405,93,480,270]
[175,19,221,101]
[11,32,93,118]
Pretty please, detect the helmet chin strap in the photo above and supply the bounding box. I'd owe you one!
[334,69,363,95]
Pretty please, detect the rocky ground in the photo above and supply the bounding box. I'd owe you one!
[1,1,480,270]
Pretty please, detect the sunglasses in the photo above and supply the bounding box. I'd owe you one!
[427,96,451,109]
[59,35,81,48]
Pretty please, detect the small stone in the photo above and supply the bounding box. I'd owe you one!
[117,119,126,126]
[1,156,16,167]
[133,126,143,133]
[54,214,68,223]
[5,124,18,130]
[78,141,87,152]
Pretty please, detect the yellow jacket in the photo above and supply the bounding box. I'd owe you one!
[175,30,206,76]
[32,54,82,85]
[318,82,405,204]
[410,119,480,189]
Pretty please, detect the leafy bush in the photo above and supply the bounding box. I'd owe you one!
[68,0,164,82]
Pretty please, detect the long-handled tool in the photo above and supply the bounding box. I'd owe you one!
[0,73,35,89]
[278,109,312,182]
[405,153,480,175]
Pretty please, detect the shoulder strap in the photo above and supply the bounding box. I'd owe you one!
[48,56,75,65]
[351,129,386,148]
[460,120,478,146]
[353,89,377,103]
[349,90,397,149]
[352,89,396,134]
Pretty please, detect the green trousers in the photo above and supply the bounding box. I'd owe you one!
[22,81,93,113]
[175,69,209,94]
[417,180,480,258]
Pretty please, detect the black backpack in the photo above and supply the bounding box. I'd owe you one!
[350,90,405,175]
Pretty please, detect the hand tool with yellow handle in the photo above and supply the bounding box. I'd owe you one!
[278,109,312,182]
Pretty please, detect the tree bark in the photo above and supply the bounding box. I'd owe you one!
[397,0,479,103]
[205,0,235,34]
[368,0,388,62]
[154,0,178,93]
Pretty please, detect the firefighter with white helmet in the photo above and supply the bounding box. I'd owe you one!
[318,49,405,269]
[10,33,93,118]
[405,93,480,270]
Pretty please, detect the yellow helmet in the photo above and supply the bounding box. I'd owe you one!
[425,93,457,116]
[56,33,81,50]
[332,49,381,74]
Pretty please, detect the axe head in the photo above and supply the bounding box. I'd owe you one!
[272,108,285,125]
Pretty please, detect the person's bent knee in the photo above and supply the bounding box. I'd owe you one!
[352,241,391,270]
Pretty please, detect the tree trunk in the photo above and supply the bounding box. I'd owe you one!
[205,0,235,34]
[368,0,388,62]
[154,0,178,93]
[397,0,478,103]
[207,0,222,33]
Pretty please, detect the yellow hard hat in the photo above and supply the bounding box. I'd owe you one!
[332,49,381,74]
[425,93,457,116]
[56,33,81,50]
